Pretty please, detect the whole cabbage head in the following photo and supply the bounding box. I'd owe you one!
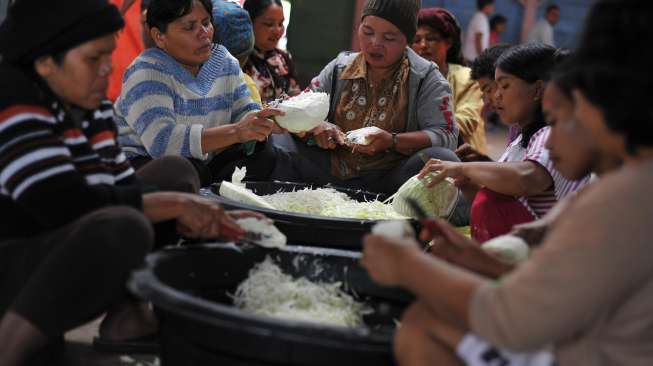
[274,92,329,133]
[392,174,459,219]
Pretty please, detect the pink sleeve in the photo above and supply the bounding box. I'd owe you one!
[525,126,589,199]
[524,127,552,168]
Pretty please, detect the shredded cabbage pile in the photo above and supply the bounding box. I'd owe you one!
[262,187,407,220]
[233,257,369,327]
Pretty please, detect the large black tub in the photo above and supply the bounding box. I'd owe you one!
[201,182,419,249]
[129,243,412,366]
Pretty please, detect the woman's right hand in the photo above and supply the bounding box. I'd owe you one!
[311,121,346,150]
[235,108,285,142]
[143,192,245,240]
[175,194,239,240]
[420,218,513,279]
[418,159,467,188]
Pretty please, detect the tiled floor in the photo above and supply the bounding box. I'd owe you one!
[57,126,509,365]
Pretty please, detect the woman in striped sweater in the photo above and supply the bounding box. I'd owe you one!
[420,44,588,243]
[116,0,285,186]
[0,0,262,363]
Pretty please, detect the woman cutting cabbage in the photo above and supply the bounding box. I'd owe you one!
[419,44,587,242]
[270,0,459,195]
[361,3,653,364]
[116,0,286,186]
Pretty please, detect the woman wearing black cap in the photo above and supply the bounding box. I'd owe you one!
[0,0,262,363]
[271,0,460,196]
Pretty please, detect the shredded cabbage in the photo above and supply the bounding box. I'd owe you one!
[262,187,407,220]
[233,256,369,327]
[224,167,404,220]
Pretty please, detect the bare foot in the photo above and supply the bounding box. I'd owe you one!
[98,301,158,341]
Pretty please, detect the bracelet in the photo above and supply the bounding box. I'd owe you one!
[391,132,398,151]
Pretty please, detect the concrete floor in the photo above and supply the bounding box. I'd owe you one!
[485,124,509,161]
[63,318,158,365]
[56,126,509,365]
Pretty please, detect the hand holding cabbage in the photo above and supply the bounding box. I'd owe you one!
[235,108,286,143]
[311,121,346,150]
[349,128,393,156]
[421,218,515,279]
[418,159,468,188]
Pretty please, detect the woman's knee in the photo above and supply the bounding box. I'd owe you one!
[417,147,460,163]
[137,155,200,193]
[394,303,431,358]
[78,206,154,260]
[395,303,465,365]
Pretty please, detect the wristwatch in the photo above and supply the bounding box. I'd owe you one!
[391,132,398,151]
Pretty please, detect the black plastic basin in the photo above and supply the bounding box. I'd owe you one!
[129,243,413,366]
[201,181,420,249]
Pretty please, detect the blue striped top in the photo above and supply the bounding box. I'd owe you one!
[115,44,260,160]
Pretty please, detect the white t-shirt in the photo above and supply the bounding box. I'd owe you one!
[463,11,490,62]
[527,19,555,47]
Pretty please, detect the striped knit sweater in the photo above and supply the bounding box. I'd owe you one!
[115,44,260,161]
[0,64,142,240]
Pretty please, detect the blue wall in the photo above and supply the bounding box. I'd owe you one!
[421,0,594,48]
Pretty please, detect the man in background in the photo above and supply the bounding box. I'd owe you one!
[527,4,560,47]
[463,0,494,64]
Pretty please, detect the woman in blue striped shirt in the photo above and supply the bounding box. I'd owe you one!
[116,0,285,185]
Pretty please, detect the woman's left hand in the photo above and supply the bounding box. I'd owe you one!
[360,234,420,286]
[418,159,467,188]
[353,129,392,156]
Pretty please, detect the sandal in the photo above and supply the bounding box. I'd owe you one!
[92,333,160,354]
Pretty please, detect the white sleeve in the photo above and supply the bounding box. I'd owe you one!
[470,14,483,34]
[543,25,555,47]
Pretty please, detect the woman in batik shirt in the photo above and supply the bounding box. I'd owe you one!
[268,0,459,195]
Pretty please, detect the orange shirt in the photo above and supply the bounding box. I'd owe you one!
[108,0,144,102]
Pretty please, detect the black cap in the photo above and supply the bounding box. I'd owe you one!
[0,0,124,65]
[362,0,421,43]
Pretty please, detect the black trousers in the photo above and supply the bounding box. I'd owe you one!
[132,142,280,188]
[0,156,199,362]
[268,134,460,195]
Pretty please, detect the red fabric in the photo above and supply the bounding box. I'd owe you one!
[471,187,536,243]
[107,0,144,102]
[489,31,500,46]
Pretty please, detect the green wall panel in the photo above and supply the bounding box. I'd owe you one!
[286,0,356,87]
